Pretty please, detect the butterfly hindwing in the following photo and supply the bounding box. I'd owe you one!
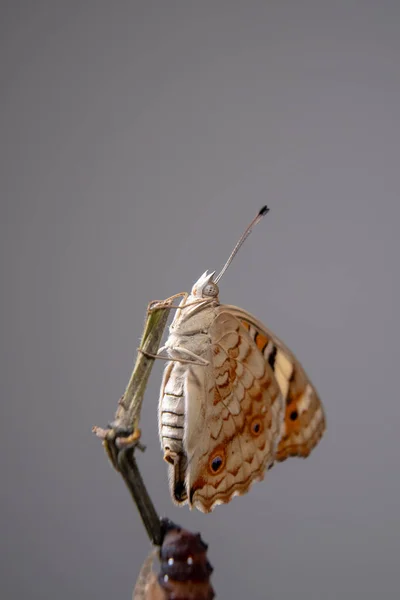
[185,310,285,512]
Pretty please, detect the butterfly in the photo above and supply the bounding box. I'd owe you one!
[132,519,214,600]
[153,206,326,513]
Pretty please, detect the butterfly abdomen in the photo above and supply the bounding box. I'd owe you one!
[158,522,215,600]
[160,362,187,453]
[160,392,188,503]
[160,393,185,451]
[159,362,189,504]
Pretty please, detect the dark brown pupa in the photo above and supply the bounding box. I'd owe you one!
[133,519,215,600]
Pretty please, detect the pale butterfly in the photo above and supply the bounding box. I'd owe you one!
[132,519,214,600]
[149,207,326,513]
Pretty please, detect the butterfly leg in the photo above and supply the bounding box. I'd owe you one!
[138,347,208,366]
[172,346,210,365]
[147,293,188,312]
[148,295,212,313]
[170,299,213,309]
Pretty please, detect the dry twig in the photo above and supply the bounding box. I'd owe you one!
[92,299,172,544]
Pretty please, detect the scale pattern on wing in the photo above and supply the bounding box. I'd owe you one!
[188,311,284,513]
[240,319,326,461]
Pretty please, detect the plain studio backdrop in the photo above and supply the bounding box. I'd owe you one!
[1,2,399,599]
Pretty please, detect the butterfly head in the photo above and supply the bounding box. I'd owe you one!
[191,270,220,299]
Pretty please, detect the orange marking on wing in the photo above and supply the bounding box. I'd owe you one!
[213,388,222,405]
[231,312,326,466]
[228,346,239,358]
[255,331,269,351]
[191,369,282,510]
[276,368,325,461]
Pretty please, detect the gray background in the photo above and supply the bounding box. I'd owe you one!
[1,1,399,599]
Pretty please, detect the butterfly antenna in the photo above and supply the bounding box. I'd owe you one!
[214,205,269,284]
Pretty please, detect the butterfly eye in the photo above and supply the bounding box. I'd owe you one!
[203,283,219,298]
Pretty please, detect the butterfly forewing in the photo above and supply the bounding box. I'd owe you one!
[228,305,326,461]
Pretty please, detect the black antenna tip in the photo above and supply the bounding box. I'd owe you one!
[259,205,269,216]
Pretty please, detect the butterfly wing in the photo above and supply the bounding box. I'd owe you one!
[224,305,326,462]
[184,310,285,512]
